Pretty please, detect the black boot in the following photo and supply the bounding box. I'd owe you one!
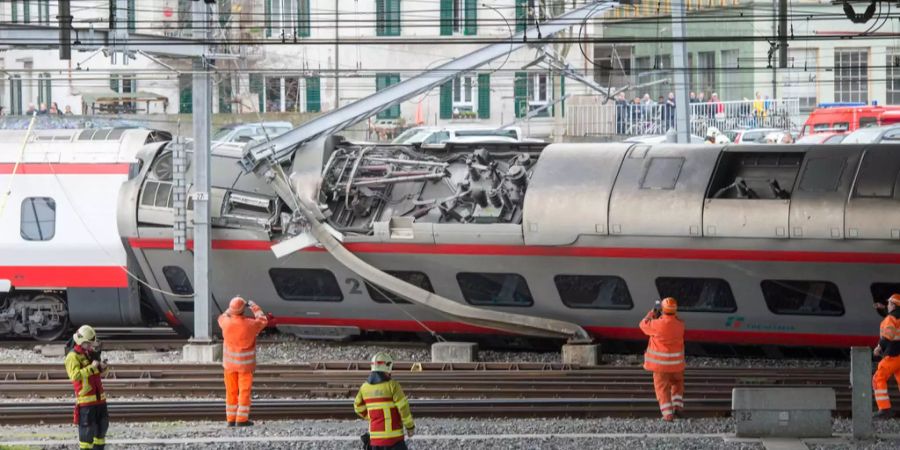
[237,421,254,427]
[874,409,895,420]
[227,421,236,427]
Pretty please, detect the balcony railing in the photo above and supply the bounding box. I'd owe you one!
[566,97,801,139]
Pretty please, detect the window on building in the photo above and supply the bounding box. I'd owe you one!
[177,0,192,30]
[640,157,684,190]
[263,76,304,113]
[555,275,633,309]
[441,73,489,119]
[697,51,716,93]
[720,50,739,101]
[452,75,475,114]
[834,48,869,103]
[37,73,51,107]
[376,0,401,36]
[162,266,194,296]
[457,272,534,307]
[799,157,845,192]
[366,271,434,304]
[376,73,401,119]
[443,0,476,35]
[528,73,551,116]
[267,0,310,37]
[889,51,900,105]
[655,277,737,313]
[178,74,192,114]
[36,0,50,24]
[21,197,56,241]
[592,45,633,89]
[218,75,233,114]
[269,268,344,302]
[761,280,844,316]
[782,48,818,113]
[110,75,136,94]
[9,75,22,115]
[11,1,32,24]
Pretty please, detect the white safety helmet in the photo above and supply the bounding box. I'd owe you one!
[370,352,394,373]
[73,325,98,346]
[706,126,720,139]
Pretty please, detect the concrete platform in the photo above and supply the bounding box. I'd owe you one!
[733,387,836,438]
[431,342,478,363]
[561,344,601,366]
[182,342,223,363]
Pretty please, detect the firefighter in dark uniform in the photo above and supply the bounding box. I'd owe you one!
[65,325,109,449]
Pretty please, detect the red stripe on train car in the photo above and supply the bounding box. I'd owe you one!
[0,266,128,288]
[128,238,900,264]
[268,316,878,348]
[0,163,131,175]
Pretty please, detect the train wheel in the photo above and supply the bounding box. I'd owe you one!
[27,294,70,342]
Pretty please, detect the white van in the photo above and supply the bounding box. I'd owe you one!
[392,126,524,145]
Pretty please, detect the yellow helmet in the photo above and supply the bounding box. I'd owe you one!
[73,325,98,346]
[370,352,394,373]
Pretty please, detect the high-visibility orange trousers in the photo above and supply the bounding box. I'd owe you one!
[224,370,254,423]
[653,371,685,417]
[873,355,900,411]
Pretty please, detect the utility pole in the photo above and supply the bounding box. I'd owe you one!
[334,0,340,108]
[671,0,691,143]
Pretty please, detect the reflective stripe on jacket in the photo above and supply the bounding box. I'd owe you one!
[65,347,106,406]
[354,377,415,447]
[880,315,900,357]
[218,304,268,373]
[639,313,686,373]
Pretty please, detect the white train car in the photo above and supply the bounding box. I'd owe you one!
[0,127,170,339]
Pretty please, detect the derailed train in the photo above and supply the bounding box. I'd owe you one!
[116,137,900,348]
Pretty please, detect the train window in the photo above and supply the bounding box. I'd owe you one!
[655,277,736,313]
[640,157,684,190]
[854,149,900,198]
[174,301,194,312]
[162,266,193,296]
[761,280,844,316]
[366,271,434,304]
[554,275,633,309]
[457,273,534,307]
[20,197,56,241]
[799,157,845,192]
[154,183,173,208]
[141,181,159,206]
[269,268,343,302]
[871,283,900,305]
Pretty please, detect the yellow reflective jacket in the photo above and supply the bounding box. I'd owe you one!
[353,374,414,447]
[64,347,106,406]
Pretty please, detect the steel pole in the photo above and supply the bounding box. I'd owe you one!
[851,347,874,440]
[671,0,691,143]
[191,2,212,342]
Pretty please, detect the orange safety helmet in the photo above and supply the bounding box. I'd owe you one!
[227,297,247,316]
[890,294,900,307]
[661,297,678,314]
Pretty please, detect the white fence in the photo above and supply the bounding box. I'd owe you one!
[566,97,801,139]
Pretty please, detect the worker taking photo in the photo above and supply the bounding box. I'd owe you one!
[64,325,109,449]
[219,296,268,427]
[639,297,686,421]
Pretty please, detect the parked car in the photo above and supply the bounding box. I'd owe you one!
[794,132,846,144]
[392,126,523,145]
[725,128,784,144]
[840,124,900,144]
[624,134,705,144]
[212,122,293,144]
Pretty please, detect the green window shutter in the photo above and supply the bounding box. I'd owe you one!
[389,0,400,36]
[23,1,30,23]
[439,81,452,119]
[389,74,401,118]
[375,0,385,36]
[110,76,120,92]
[376,74,401,119]
[249,73,264,112]
[439,0,452,36]
[178,74,192,113]
[514,72,527,118]
[11,1,17,23]
[127,0,136,32]
[477,74,490,119]
[560,75,565,117]
[218,76,232,114]
[464,0,477,35]
[306,77,321,112]
[265,0,272,37]
[515,0,526,32]
[298,0,310,37]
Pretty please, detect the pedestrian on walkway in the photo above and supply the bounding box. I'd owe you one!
[355,353,415,449]
[873,294,900,419]
[65,325,109,449]
[219,296,268,427]
[639,298,686,421]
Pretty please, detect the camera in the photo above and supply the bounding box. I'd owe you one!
[652,300,662,318]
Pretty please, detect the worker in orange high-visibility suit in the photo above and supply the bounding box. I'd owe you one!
[639,297,686,422]
[218,296,268,427]
[354,352,415,450]
[873,294,900,419]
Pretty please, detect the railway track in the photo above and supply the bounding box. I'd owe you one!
[0,363,874,424]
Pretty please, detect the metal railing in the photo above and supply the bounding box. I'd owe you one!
[566,97,801,138]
